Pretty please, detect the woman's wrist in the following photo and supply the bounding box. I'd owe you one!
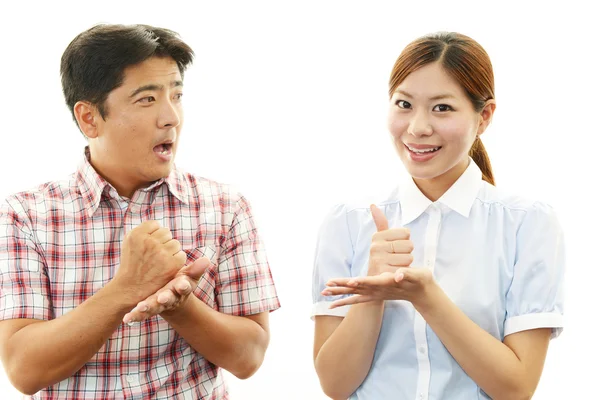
[412,280,444,315]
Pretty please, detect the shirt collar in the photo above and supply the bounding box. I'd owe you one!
[398,158,483,225]
[76,147,189,217]
[76,148,109,217]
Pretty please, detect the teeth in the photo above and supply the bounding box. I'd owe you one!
[407,146,440,154]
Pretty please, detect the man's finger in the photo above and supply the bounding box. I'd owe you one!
[370,204,389,232]
[157,290,176,305]
[137,220,162,234]
[179,257,211,282]
[174,278,191,295]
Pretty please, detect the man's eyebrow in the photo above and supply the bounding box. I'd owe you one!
[129,81,183,98]
[129,84,163,98]
[394,89,456,101]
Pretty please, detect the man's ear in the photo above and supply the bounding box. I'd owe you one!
[73,101,101,139]
[477,99,496,136]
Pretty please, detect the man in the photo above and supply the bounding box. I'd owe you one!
[0,24,279,399]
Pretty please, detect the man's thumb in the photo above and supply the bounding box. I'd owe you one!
[180,257,211,281]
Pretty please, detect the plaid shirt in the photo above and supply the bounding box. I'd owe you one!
[0,148,280,399]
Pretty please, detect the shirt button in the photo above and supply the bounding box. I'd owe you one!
[419,394,424,399]
[126,375,136,383]
[419,346,426,354]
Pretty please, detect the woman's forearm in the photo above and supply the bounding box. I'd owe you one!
[415,284,543,400]
[314,301,385,399]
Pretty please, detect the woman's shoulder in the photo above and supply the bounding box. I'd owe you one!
[476,182,557,215]
[474,183,562,238]
[325,188,401,221]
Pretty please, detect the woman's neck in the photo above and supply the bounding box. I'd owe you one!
[413,158,470,202]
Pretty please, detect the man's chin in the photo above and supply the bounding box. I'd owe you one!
[146,165,174,182]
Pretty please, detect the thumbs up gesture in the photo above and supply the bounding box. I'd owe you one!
[323,205,435,309]
[367,204,414,277]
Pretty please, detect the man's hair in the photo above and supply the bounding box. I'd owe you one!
[60,24,194,125]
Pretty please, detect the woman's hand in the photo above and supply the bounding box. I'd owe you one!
[323,267,435,308]
[323,204,436,308]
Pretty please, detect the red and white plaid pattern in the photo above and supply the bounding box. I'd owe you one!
[0,148,280,399]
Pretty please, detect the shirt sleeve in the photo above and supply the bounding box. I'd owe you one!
[0,199,53,321]
[311,204,355,319]
[504,202,565,339]
[214,193,280,316]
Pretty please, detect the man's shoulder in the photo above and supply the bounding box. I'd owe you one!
[2,175,78,216]
[174,170,245,205]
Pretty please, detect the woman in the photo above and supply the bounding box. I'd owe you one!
[311,32,564,400]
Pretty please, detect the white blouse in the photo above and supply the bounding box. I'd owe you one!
[311,159,565,399]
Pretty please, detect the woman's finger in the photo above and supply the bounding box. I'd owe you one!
[372,240,414,254]
[322,286,361,296]
[372,227,410,242]
[329,295,377,309]
[349,273,396,287]
[325,278,354,287]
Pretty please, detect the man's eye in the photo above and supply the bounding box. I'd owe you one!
[395,100,411,109]
[138,96,155,104]
[433,104,453,112]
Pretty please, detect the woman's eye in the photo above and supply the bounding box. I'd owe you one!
[395,100,411,109]
[433,104,453,112]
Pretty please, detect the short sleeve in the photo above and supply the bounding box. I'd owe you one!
[0,199,53,321]
[214,194,280,316]
[504,202,565,339]
[311,204,355,319]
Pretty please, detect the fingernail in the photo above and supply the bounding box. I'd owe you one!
[178,283,189,291]
[322,291,332,296]
[138,304,148,312]
[126,320,135,326]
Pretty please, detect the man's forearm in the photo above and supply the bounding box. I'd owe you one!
[3,280,135,395]
[162,296,269,379]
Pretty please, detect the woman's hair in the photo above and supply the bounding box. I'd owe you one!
[388,32,495,185]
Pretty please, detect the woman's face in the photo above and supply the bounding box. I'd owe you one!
[388,62,493,186]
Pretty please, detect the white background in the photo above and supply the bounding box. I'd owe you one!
[0,1,597,398]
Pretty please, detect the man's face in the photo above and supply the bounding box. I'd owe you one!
[89,56,184,196]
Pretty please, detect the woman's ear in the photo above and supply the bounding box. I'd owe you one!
[477,99,496,136]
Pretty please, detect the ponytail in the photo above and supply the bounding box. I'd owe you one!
[469,137,494,185]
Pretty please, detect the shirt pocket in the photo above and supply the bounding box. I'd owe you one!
[184,245,219,309]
